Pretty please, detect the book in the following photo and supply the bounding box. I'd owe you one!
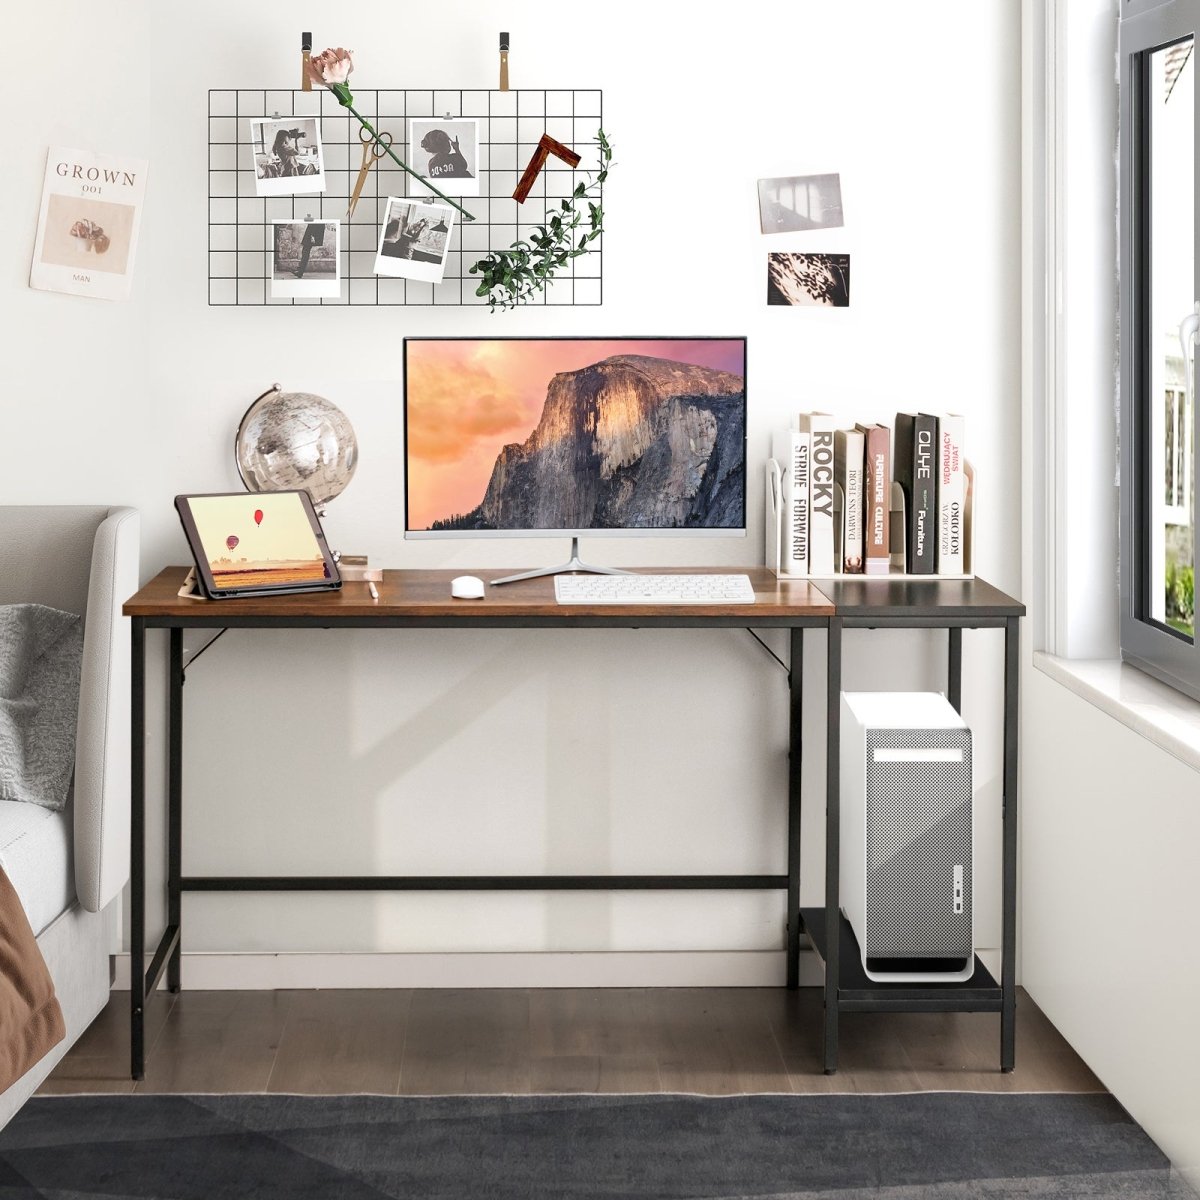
[894,413,937,574]
[928,412,966,575]
[772,427,811,574]
[834,429,865,574]
[29,147,149,301]
[855,422,891,575]
[798,413,839,574]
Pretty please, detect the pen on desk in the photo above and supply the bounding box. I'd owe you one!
[368,581,379,601]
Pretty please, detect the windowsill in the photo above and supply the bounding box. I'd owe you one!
[1033,651,1200,774]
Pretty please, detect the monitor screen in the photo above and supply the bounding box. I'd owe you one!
[403,337,747,537]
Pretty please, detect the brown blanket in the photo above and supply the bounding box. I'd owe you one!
[0,866,65,1091]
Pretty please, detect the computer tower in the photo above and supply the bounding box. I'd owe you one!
[840,691,974,983]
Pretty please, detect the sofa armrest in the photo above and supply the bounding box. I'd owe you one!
[74,507,139,913]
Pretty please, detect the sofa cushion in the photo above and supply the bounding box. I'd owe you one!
[0,799,73,937]
[0,603,83,811]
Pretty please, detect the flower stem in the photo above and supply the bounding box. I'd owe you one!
[344,103,475,222]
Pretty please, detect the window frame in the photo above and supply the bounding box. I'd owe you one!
[1118,0,1200,697]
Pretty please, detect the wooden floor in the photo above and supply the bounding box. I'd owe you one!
[40,986,1103,1097]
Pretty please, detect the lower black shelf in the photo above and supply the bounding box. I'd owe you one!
[800,907,1003,1013]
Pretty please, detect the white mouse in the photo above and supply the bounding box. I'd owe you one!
[451,575,486,600]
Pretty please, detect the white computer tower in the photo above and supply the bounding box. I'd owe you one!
[840,691,974,983]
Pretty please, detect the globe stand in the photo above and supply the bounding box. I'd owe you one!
[234,382,359,528]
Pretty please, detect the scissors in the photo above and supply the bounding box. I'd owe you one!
[347,125,394,218]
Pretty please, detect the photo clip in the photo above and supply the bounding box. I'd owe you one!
[301,31,312,91]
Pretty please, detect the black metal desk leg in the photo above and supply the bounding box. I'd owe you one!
[948,627,962,712]
[1001,617,1020,1071]
[167,628,183,993]
[786,627,803,989]
[824,617,842,1074]
[130,618,146,1081]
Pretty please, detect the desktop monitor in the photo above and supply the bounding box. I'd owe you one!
[403,337,747,546]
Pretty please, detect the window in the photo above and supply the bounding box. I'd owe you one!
[1120,0,1200,693]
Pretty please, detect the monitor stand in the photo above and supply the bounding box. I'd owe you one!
[490,537,633,586]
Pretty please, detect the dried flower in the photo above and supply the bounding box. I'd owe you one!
[308,47,354,104]
[68,218,111,254]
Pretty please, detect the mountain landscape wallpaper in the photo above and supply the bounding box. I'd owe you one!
[405,339,746,533]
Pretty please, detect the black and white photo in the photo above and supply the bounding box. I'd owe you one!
[767,253,850,307]
[757,173,844,233]
[407,118,480,197]
[271,220,340,298]
[249,117,325,196]
[374,197,455,284]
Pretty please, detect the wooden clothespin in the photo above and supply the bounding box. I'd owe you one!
[499,32,510,91]
[513,134,582,204]
[301,32,313,90]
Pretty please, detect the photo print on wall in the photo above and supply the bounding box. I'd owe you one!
[407,118,480,197]
[249,117,326,196]
[374,197,456,284]
[767,253,850,307]
[270,219,341,299]
[757,173,844,233]
[30,146,148,301]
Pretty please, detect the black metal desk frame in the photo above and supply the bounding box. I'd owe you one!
[798,581,1022,1074]
[129,579,1021,1081]
[129,606,826,1080]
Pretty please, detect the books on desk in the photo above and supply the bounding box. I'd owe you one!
[767,411,974,580]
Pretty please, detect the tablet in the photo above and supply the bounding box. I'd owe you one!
[175,491,341,599]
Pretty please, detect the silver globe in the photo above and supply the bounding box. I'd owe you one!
[235,386,358,511]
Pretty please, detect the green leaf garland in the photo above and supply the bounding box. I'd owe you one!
[469,130,612,311]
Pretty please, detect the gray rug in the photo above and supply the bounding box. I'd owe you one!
[0,1092,1192,1198]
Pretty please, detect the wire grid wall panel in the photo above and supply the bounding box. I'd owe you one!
[208,88,604,306]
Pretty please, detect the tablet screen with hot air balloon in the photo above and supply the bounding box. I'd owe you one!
[174,490,341,599]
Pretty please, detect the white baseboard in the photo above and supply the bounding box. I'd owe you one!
[112,949,822,991]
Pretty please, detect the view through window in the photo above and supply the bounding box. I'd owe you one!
[1148,37,1195,638]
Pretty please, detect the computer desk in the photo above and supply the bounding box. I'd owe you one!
[123,567,1022,1080]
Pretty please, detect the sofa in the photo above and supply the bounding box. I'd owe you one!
[0,506,138,1125]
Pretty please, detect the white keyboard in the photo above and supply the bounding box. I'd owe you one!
[554,573,756,605]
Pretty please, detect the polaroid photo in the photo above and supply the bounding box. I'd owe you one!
[407,118,481,197]
[270,219,341,298]
[757,173,844,234]
[249,117,326,197]
[767,253,850,307]
[374,197,456,284]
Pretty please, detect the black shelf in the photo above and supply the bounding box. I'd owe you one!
[815,576,1026,624]
[814,597,1020,1072]
[801,907,1002,1013]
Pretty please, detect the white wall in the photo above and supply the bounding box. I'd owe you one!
[1058,0,1122,657]
[1022,671,1200,1185]
[1021,0,1200,1184]
[5,1,1021,982]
